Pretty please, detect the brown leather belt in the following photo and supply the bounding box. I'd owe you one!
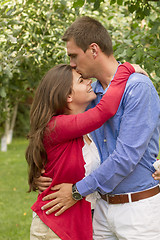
[100,185,160,204]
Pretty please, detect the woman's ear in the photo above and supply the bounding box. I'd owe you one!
[67,95,73,103]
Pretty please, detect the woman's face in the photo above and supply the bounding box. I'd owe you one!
[69,69,96,110]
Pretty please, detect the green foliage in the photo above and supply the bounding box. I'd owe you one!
[0,0,160,137]
[14,103,30,137]
[106,1,160,88]
[0,0,73,131]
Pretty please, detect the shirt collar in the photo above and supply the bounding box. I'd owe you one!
[93,61,121,95]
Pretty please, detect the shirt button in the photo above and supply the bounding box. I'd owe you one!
[104,139,107,142]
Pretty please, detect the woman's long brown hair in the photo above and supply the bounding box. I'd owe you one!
[26,64,73,192]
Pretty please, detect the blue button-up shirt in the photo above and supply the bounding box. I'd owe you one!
[77,72,160,195]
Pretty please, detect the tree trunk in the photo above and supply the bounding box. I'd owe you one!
[1,99,10,152]
[7,102,18,144]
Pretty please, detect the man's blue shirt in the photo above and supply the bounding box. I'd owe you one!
[77,72,160,195]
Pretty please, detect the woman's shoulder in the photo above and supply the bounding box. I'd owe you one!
[45,114,77,138]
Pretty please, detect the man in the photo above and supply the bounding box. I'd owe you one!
[37,17,160,239]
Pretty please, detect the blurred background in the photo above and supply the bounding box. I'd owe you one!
[0,0,160,239]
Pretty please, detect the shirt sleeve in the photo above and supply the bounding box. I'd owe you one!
[49,62,135,142]
[76,79,160,196]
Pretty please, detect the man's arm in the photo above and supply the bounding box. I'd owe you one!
[76,78,159,196]
[38,157,160,215]
[36,167,160,194]
[41,166,160,216]
[38,167,160,216]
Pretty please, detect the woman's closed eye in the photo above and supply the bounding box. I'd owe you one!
[79,78,84,83]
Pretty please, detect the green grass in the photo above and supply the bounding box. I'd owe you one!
[0,138,159,240]
[0,138,37,240]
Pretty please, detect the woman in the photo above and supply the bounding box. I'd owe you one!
[26,62,135,240]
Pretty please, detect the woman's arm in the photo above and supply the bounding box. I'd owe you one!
[49,62,135,142]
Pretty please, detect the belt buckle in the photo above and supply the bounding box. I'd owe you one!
[128,193,132,203]
[108,193,132,204]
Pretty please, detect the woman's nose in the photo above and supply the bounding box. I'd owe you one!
[86,79,92,85]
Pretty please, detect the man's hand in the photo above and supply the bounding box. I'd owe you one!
[152,170,160,180]
[34,169,52,193]
[41,183,77,216]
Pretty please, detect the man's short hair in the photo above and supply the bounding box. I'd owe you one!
[62,16,113,56]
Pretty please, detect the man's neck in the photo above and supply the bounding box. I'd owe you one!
[94,54,119,90]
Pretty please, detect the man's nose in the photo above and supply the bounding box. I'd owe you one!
[70,60,76,68]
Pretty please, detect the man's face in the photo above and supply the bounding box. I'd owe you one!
[66,38,93,79]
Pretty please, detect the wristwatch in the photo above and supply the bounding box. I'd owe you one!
[72,184,83,200]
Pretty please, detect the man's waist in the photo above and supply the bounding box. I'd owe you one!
[100,185,160,204]
[108,166,158,195]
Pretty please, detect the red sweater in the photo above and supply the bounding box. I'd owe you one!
[31,63,135,240]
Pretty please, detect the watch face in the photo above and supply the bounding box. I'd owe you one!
[73,192,82,200]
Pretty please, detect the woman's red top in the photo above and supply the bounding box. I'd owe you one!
[31,62,135,240]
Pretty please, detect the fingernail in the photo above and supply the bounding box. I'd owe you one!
[41,207,44,210]
[55,213,58,216]
[46,211,49,215]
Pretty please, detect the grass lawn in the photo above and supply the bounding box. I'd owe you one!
[0,138,37,240]
[0,138,160,240]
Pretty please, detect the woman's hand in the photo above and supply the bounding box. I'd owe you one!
[131,64,149,77]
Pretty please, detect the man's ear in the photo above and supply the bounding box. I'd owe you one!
[90,43,99,58]
[67,95,73,103]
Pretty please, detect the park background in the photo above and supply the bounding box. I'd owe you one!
[0,0,160,239]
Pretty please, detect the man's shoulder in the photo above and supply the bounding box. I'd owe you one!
[124,73,159,102]
[126,73,154,89]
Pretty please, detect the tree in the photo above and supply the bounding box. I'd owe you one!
[0,0,159,150]
[0,0,73,150]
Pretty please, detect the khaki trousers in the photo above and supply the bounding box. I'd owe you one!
[30,215,61,240]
